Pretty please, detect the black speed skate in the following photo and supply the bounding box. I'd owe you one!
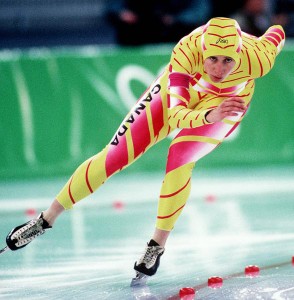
[131,240,164,286]
[4,212,52,252]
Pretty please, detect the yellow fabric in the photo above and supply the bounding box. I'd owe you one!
[55,18,285,232]
[156,163,194,230]
[164,20,284,130]
[56,147,109,209]
[201,17,242,65]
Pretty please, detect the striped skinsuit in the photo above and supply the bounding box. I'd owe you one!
[56,17,285,231]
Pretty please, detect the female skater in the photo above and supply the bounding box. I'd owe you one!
[4,17,285,283]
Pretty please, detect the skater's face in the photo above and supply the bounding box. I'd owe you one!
[204,55,236,83]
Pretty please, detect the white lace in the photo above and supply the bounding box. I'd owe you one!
[138,245,164,269]
[10,217,47,247]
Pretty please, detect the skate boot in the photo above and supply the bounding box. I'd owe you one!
[6,212,52,251]
[131,239,164,286]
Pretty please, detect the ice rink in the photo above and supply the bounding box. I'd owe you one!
[0,167,294,299]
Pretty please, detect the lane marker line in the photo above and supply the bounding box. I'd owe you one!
[167,260,292,300]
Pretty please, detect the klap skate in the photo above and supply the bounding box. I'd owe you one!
[131,240,164,286]
[1,212,52,254]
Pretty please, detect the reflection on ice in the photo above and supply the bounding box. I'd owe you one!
[132,285,159,300]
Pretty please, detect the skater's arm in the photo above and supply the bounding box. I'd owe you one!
[243,25,285,79]
[167,79,212,128]
[166,31,212,128]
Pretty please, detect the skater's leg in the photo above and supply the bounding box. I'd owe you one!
[151,228,170,247]
[156,162,195,231]
[55,78,169,210]
[42,199,65,226]
[133,118,245,277]
[5,78,171,251]
[154,117,244,232]
[133,162,194,279]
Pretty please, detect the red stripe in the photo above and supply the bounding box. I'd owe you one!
[174,58,190,73]
[183,110,193,120]
[263,39,272,47]
[207,33,237,38]
[219,84,243,93]
[270,27,285,40]
[225,121,240,138]
[192,50,196,65]
[207,105,218,110]
[265,35,279,47]
[223,75,250,84]
[68,176,75,205]
[197,91,207,100]
[265,32,279,41]
[254,50,263,77]
[209,44,235,49]
[169,72,190,88]
[264,52,272,69]
[157,204,186,219]
[179,48,193,70]
[160,178,191,198]
[210,24,236,29]
[190,78,196,86]
[246,50,251,76]
[150,93,164,138]
[173,107,186,118]
[85,159,93,193]
[131,110,151,159]
[197,51,200,65]
[105,135,129,177]
[195,73,202,81]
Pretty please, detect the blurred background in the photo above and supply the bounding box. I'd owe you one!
[0,0,293,49]
[0,0,293,180]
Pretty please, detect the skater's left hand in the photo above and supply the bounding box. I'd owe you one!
[205,97,246,123]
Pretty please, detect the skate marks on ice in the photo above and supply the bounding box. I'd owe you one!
[0,171,294,299]
[132,285,160,300]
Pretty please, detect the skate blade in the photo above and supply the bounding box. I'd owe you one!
[130,272,149,287]
[0,246,9,255]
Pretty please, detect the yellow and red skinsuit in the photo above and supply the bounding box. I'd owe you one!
[56,18,285,231]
